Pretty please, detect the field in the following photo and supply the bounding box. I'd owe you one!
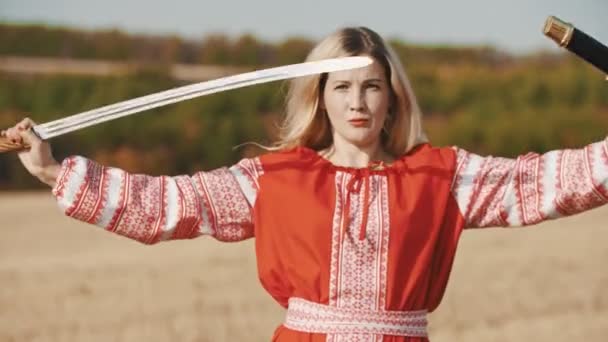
[1,192,607,341]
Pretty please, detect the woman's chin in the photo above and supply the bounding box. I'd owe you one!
[341,132,381,147]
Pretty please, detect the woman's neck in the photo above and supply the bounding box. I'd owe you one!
[319,138,394,168]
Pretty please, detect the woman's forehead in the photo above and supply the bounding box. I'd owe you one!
[326,60,386,82]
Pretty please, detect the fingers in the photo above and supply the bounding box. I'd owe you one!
[18,118,37,130]
[2,127,21,144]
[19,127,42,147]
[2,118,38,144]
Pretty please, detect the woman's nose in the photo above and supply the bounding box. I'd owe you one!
[348,89,365,111]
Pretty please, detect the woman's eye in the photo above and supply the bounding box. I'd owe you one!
[334,84,348,90]
[366,84,380,90]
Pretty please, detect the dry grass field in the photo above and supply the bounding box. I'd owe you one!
[1,192,607,341]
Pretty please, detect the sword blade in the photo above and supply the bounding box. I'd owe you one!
[34,56,372,140]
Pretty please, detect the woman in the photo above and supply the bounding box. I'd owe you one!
[3,27,608,342]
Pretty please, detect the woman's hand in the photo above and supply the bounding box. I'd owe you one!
[1,118,61,187]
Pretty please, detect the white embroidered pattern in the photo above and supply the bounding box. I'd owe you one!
[514,153,545,224]
[53,156,261,244]
[70,161,110,225]
[452,139,608,228]
[555,148,608,215]
[327,173,393,342]
[170,175,204,240]
[195,166,255,242]
[52,156,79,201]
[109,173,167,244]
[285,297,427,337]
[468,156,514,227]
[230,157,263,206]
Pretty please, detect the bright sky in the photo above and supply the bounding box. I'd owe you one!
[1,0,606,54]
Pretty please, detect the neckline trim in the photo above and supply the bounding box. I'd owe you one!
[293,145,418,174]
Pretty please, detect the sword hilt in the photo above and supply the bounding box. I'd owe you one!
[543,16,608,79]
[0,136,31,153]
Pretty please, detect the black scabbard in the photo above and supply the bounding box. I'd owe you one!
[544,16,608,75]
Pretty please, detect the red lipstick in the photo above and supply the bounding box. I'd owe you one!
[348,119,369,127]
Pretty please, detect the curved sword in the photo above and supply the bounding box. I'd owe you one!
[0,56,372,152]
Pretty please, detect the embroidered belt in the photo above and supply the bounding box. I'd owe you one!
[284,297,428,337]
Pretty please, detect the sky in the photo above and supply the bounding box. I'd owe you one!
[1,0,607,54]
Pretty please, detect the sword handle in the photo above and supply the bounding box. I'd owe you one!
[0,136,30,153]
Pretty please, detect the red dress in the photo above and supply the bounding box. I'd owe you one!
[52,140,608,341]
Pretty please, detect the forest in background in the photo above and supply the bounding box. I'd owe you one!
[1,23,607,189]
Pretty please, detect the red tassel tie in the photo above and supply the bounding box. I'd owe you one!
[340,166,375,241]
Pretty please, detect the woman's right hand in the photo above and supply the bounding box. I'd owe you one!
[1,118,61,187]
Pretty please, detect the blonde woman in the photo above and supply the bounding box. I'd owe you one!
[3,27,607,342]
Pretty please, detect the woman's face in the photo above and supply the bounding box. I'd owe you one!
[322,57,391,148]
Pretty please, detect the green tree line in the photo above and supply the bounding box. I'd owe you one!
[0,23,512,66]
[0,24,606,189]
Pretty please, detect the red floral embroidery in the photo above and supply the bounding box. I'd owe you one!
[170,176,204,240]
[233,157,263,191]
[54,157,259,244]
[108,174,167,244]
[555,148,606,216]
[453,139,608,228]
[196,167,254,242]
[466,156,514,227]
[52,157,78,199]
[65,159,95,218]
[67,162,111,225]
[285,297,427,337]
[514,153,546,225]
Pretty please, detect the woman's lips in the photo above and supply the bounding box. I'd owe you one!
[348,119,369,127]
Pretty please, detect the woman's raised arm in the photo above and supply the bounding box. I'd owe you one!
[451,137,608,228]
[2,117,263,244]
[52,155,262,244]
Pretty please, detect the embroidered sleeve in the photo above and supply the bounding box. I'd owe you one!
[51,156,263,244]
[451,137,608,228]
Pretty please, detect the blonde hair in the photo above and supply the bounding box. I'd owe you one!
[273,26,428,156]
